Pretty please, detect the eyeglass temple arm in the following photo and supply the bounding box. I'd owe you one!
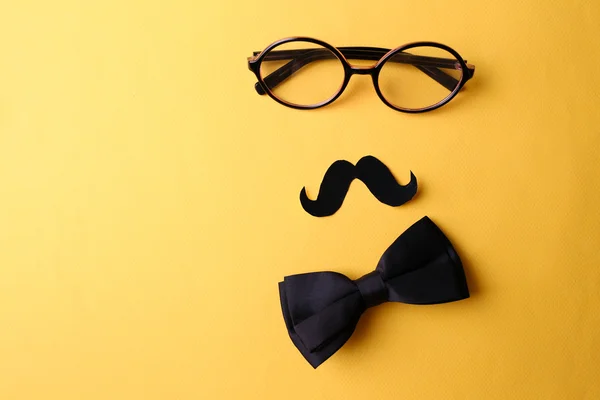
[251,47,475,95]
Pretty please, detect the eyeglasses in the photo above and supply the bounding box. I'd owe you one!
[247,37,475,113]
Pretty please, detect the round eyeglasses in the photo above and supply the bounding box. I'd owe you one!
[247,37,475,113]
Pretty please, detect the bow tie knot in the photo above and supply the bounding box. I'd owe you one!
[355,270,388,308]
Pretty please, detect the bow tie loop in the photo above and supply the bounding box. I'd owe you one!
[355,270,388,308]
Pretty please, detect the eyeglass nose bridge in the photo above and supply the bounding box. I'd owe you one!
[349,65,377,76]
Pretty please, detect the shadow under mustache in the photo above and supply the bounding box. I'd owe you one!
[300,155,417,217]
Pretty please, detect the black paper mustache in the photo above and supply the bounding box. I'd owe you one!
[300,156,418,217]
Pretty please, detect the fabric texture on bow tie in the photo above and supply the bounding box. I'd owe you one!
[278,216,470,368]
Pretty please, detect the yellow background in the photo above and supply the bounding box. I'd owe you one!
[1,1,599,399]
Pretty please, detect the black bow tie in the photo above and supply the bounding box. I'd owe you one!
[278,216,470,368]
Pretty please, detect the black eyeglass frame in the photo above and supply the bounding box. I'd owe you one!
[247,37,475,113]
